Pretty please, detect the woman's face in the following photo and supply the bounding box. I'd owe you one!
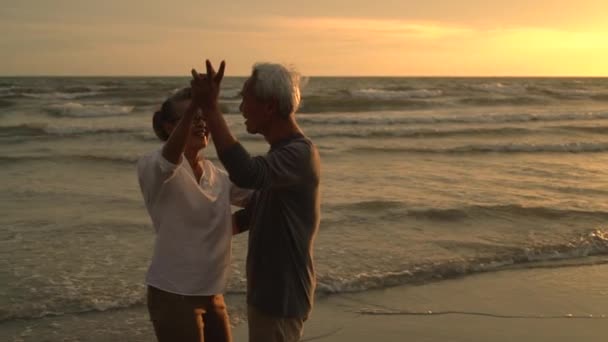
[165,99,209,151]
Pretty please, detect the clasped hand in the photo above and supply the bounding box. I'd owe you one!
[190,59,225,113]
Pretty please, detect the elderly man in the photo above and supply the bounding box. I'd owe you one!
[191,60,321,342]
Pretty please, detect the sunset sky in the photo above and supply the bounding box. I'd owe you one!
[1,0,607,76]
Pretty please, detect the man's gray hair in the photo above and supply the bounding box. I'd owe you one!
[250,63,303,118]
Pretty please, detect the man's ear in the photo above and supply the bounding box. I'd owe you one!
[266,98,279,117]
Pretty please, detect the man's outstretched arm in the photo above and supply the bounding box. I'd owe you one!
[191,60,238,155]
[191,60,305,190]
[191,60,263,188]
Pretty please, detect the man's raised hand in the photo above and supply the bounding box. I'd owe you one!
[191,60,225,112]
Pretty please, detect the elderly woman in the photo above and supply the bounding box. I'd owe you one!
[137,87,249,342]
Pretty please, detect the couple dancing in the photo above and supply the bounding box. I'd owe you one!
[137,61,321,342]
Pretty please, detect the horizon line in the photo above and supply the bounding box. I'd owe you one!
[1,74,608,78]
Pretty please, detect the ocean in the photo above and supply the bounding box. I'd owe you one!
[2,76,608,341]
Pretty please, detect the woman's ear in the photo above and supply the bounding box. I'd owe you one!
[162,121,175,138]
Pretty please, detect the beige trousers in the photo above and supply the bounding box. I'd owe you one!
[247,305,304,342]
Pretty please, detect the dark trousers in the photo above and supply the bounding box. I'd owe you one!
[147,286,232,342]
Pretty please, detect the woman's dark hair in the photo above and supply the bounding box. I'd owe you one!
[152,87,192,141]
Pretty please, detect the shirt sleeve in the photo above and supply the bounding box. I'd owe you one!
[157,151,181,174]
[230,183,253,207]
[137,150,181,208]
[233,208,251,233]
[218,141,311,190]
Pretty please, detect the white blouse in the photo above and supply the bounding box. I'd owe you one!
[137,149,250,295]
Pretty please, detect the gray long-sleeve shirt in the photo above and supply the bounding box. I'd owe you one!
[219,134,321,319]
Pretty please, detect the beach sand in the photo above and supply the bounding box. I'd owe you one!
[234,260,608,342]
[3,260,608,341]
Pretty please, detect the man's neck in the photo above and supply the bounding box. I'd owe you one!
[263,117,302,145]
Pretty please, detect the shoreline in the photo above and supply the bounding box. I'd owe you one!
[236,261,608,341]
[4,261,608,341]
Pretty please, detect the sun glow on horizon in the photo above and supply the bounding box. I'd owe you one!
[1,2,607,76]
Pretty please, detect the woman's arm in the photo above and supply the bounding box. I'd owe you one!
[161,102,199,164]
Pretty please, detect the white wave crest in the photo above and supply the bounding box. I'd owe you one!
[47,102,134,117]
[351,88,443,100]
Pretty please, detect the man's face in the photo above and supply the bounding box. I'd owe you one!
[239,78,270,135]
